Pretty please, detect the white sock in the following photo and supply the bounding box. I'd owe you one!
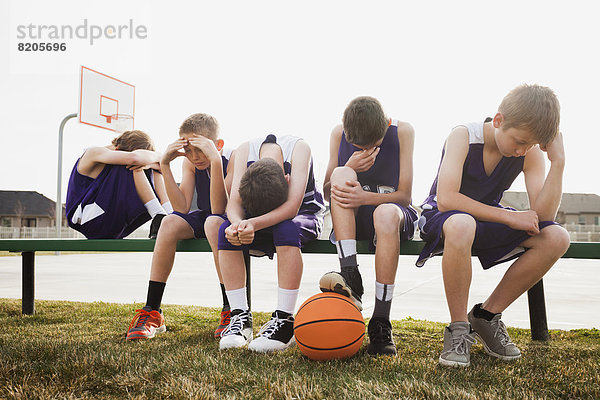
[144,198,166,218]
[226,287,248,311]
[277,287,299,314]
[162,201,173,214]
[375,281,395,302]
[336,239,357,259]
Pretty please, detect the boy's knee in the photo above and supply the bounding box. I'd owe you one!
[443,214,476,247]
[157,215,184,239]
[373,204,403,233]
[205,215,225,244]
[204,215,225,234]
[330,166,357,184]
[541,225,571,255]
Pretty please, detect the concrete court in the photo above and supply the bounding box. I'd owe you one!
[0,252,598,330]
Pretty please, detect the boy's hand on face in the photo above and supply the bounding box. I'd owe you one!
[506,210,540,236]
[188,135,221,163]
[539,131,565,164]
[225,222,242,246]
[237,219,255,245]
[331,180,367,208]
[161,138,187,164]
[345,147,380,172]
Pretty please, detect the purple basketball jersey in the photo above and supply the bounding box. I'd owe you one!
[336,120,418,245]
[194,152,230,213]
[217,135,324,258]
[66,159,154,239]
[172,150,232,238]
[338,121,400,195]
[417,120,557,268]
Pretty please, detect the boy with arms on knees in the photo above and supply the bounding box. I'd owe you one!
[126,114,235,340]
[218,134,324,352]
[416,84,570,367]
[321,96,418,356]
[66,129,171,239]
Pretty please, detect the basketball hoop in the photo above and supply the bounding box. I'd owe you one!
[108,113,134,133]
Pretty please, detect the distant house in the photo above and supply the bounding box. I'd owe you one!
[501,191,600,225]
[0,191,65,228]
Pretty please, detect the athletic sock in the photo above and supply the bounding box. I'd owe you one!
[162,201,173,214]
[144,198,167,218]
[220,283,230,309]
[226,287,248,312]
[473,303,497,321]
[372,281,394,320]
[336,239,358,272]
[145,280,166,311]
[277,287,299,315]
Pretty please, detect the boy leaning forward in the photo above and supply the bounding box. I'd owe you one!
[321,96,418,356]
[416,84,570,367]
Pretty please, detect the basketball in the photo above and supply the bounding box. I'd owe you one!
[294,292,365,360]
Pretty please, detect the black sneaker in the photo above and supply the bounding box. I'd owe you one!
[367,317,397,356]
[319,268,364,310]
[248,310,295,353]
[149,214,166,239]
[219,309,253,350]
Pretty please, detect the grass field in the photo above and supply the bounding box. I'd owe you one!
[1,299,598,399]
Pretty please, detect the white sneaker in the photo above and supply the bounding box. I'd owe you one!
[248,310,295,353]
[219,309,253,350]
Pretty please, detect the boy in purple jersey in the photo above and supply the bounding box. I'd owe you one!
[321,96,418,356]
[217,134,324,353]
[66,129,171,239]
[126,114,235,341]
[417,84,570,367]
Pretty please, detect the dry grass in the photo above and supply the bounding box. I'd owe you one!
[0,299,598,399]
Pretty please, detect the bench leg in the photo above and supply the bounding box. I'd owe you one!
[22,251,35,315]
[244,251,251,309]
[527,279,549,341]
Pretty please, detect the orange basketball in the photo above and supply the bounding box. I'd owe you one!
[294,292,365,360]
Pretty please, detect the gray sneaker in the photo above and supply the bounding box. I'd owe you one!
[468,306,521,361]
[439,321,476,367]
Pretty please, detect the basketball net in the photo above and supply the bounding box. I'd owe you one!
[108,114,134,133]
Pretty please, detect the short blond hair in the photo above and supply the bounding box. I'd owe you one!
[179,113,219,139]
[498,84,560,146]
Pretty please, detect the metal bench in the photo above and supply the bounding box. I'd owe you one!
[1,238,597,341]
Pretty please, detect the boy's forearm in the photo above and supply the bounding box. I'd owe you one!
[438,192,510,225]
[249,202,297,232]
[160,162,187,212]
[530,161,565,221]
[133,149,159,165]
[209,160,227,215]
[226,198,245,225]
[363,190,411,208]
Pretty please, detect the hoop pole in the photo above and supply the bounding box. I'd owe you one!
[56,113,78,240]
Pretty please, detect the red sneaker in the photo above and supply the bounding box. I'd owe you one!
[126,306,166,340]
[214,307,231,338]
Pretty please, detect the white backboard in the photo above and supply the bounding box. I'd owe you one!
[79,66,135,132]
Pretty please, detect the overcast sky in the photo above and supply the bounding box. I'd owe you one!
[2,0,599,206]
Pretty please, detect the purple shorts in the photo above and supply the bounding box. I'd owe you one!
[218,213,321,259]
[330,203,418,250]
[416,208,558,269]
[172,210,210,239]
